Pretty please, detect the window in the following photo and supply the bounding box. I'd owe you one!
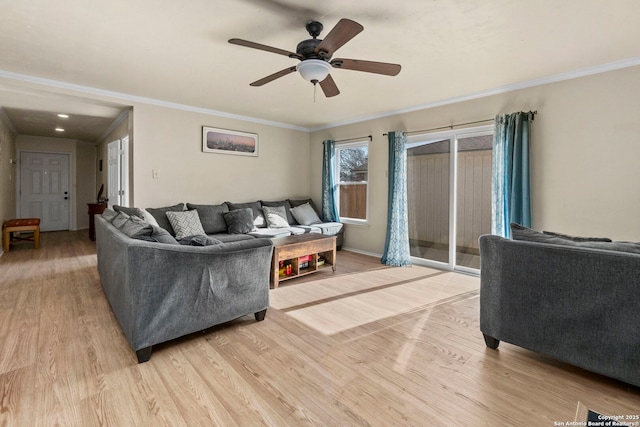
[335,141,369,222]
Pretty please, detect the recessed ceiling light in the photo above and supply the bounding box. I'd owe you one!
[57,114,69,118]
[55,127,65,132]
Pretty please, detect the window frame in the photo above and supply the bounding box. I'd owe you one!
[334,140,370,225]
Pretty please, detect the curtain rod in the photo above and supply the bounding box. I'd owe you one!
[382,111,537,136]
[333,135,372,143]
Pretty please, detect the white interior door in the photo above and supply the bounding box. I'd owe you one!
[107,140,121,206]
[107,138,129,207]
[120,136,129,206]
[20,152,70,232]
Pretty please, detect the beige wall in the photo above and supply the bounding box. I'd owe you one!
[310,65,640,255]
[4,64,638,252]
[0,117,16,229]
[15,136,97,230]
[131,104,311,208]
[75,142,97,229]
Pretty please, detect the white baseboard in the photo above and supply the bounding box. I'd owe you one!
[341,246,383,259]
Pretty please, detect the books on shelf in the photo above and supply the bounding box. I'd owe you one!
[299,254,311,269]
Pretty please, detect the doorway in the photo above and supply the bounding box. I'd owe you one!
[19,151,71,232]
[107,136,129,207]
[406,125,493,274]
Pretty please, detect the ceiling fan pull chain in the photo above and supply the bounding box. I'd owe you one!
[313,82,317,103]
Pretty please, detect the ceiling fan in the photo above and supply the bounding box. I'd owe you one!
[228,18,401,97]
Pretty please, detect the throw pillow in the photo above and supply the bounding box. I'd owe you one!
[113,205,145,219]
[223,208,256,234]
[541,230,612,242]
[261,200,296,224]
[119,215,154,239]
[289,198,322,222]
[166,210,206,240]
[178,235,224,246]
[289,202,322,226]
[101,208,118,222]
[146,203,185,236]
[111,211,130,229]
[263,205,290,228]
[226,201,266,228]
[149,225,179,244]
[141,209,160,227]
[186,203,229,234]
[510,223,640,254]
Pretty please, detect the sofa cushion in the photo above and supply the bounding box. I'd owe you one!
[113,205,145,219]
[541,230,612,242]
[166,210,206,239]
[262,205,290,228]
[315,222,343,236]
[289,202,322,226]
[261,200,296,224]
[186,203,229,234]
[223,208,256,234]
[146,203,185,236]
[511,223,640,255]
[288,226,322,235]
[248,228,292,238]
[226,201,266,228]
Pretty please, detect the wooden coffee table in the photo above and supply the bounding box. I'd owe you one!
[270,234,336,288]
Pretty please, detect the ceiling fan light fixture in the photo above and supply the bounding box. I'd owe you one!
[296,59,331,84]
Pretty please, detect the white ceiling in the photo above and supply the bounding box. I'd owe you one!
[1,0,640,140]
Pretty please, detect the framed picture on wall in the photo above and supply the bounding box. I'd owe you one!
[202,126,258,157]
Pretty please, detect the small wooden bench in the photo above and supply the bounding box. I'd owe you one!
[3,218,40,252]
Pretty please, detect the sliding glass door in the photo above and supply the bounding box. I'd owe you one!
[406,126,493,273]
[407,138,451,264]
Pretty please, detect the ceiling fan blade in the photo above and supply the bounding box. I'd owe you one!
[319,74,340,97]
[229,38,302,59]
[250,66,297,86]
[331,58,401,76]
[315,19,363,57]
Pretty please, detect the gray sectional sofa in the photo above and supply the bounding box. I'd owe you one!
[96,214,273,363]
[479,224,640,387]
[95,197,342,363]
[117,198,343,248]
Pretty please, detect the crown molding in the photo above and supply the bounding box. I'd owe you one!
[0,70,309,132]
[3,56,640,135]
[95,109,131,144]
[309,56,640,132]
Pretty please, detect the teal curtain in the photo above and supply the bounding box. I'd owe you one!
[381,131,412,266]
[492,112,532,238]
[321,139,340,222]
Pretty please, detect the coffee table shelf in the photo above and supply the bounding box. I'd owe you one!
[270,234,336,288]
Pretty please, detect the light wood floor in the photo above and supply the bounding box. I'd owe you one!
[1,231,638,426]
